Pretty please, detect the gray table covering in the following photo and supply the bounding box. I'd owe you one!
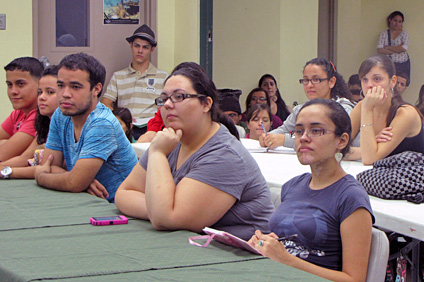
[0,180,118,231]
[0,180,327,281]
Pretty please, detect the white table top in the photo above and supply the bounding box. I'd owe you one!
[246,140,424,241]
[132,139,424,241]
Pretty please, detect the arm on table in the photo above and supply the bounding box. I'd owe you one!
[361,105,420,165]
[0,129,35,162]
[0,138,39,167]
[116,128,237,232]
[146,150,236,232]
[115,163,149,219]
[35,148,104,193]
[249,208,372,282]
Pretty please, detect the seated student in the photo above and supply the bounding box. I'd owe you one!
[260,58,355,150]
[136,62,209,143]
[249,99,374,281]
[245,104,273,140]
[348,74,363,102]
[113,107,134,143]
[241,88,283,130]
[218,88,247,137]
[348,54,424,165]
[0,66,59,179]
[395,71,409,96]
[1,57,44,162]
[34,53,138,203]
[115,62,274,240]
[135,109,164,143]
[258,74,291,122]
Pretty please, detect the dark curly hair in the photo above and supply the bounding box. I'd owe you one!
[304,58,353,102]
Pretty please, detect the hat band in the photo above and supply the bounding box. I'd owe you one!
[133,32,156,43]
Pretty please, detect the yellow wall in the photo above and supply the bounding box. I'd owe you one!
[0,0,33,121]
[213,0,319,111]
[280,0,318,106]
[157,0,199,74]
[337,0,424,104]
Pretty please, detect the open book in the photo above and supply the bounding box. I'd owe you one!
[188,227,263,255]
[240,138,295,154]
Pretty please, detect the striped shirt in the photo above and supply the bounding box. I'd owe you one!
[103,63,168,124]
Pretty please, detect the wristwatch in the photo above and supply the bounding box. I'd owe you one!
[1,166,12,179]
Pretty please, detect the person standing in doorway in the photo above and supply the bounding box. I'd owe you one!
[102,24,168,139]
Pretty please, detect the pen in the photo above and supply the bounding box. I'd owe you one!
[261,121,270,152]
[277,234,298,242]
[260,121,268,135]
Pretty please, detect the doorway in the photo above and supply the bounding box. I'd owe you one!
[32,0,157,86]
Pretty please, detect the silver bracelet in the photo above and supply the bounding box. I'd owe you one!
[360,123,374,130]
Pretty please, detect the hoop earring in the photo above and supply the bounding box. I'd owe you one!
[335,152,343,163]
[360,90,364,97]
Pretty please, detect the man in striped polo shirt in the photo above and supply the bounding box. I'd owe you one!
[102,24,168,139]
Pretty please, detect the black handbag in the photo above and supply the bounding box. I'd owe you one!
[356,151,424,200]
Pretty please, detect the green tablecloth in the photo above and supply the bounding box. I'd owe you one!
[0,180,327,281]
[0,180,117,231]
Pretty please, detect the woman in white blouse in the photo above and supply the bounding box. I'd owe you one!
[377,11,410,81]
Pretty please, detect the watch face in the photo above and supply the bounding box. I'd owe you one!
[2,166,12,176]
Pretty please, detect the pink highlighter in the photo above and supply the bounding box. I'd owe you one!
[90,215,128,226]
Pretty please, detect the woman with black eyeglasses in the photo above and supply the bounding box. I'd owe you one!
[250,99,374,281]
[241,88,283,130]
[260,58,355,149]
[115,62,274,240]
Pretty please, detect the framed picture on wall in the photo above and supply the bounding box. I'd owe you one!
[104,0,140,24]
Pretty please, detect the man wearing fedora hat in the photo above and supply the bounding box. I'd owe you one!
[103,24,168,139]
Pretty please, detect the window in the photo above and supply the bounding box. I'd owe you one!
[55,0,90,47]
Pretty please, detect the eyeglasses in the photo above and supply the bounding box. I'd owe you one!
[155,93,206,106]
[299,78,330,85]
[291,128,335,138]
[251,97,267,101]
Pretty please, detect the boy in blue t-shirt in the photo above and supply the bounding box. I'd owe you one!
[34,53,137,202]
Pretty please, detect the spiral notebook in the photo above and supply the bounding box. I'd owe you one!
[188,227,263,255]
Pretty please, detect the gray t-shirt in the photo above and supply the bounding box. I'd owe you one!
[140,125,274,240]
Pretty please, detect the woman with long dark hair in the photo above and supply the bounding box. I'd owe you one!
[260,58,355,149]
[348,54,423,165]
[377,11,410,81]
[250,99,373,281]
[258,74,291,122]
[115,62,274,240]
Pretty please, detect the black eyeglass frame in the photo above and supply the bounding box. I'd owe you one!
[155,93,206,106]
[299,78,330,85]
[290,128,335,138]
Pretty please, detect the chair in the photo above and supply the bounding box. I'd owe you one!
[269,187,282,209]
[268,187,389,282]
[366,228,390,282]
